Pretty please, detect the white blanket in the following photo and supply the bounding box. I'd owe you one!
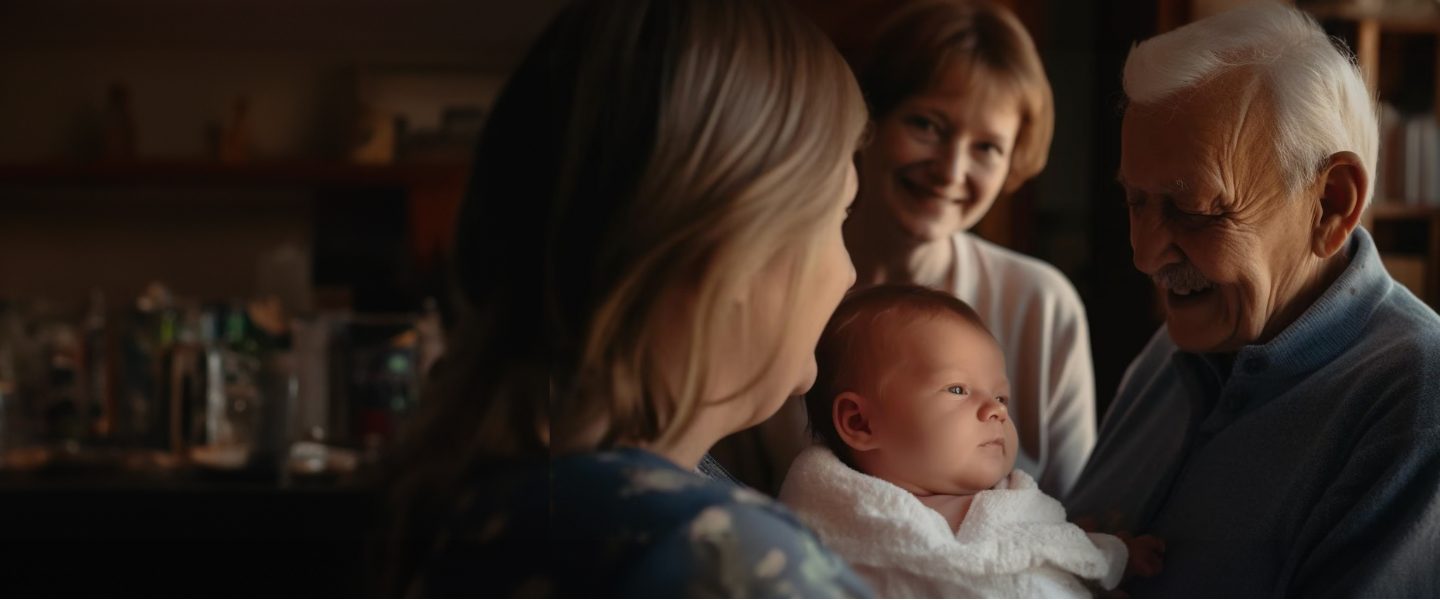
[779,445,1125,598]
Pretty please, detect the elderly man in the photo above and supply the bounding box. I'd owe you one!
[1066,2,1440,597]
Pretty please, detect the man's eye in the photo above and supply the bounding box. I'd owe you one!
[1169,206,1221,226]
[1161,199,1222,226]
[947,385,969,396]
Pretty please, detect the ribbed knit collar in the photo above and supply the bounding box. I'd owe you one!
[1189,227,1392,403]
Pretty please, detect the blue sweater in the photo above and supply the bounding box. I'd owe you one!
[1066,228,1440,597]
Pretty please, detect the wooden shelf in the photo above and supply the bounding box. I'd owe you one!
[0,160,473,303]
[1368,201,1440,308]
[1307,4,1440,32]
[0,160,470,188]
[1371,202,1440,220]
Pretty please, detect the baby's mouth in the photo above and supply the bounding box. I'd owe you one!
[979,437,1005,450]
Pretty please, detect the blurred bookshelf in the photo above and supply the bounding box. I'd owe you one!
[1307,0,1440,309]
[1370,203,1440,306]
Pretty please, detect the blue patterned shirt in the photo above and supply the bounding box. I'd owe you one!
[552,447,873,597]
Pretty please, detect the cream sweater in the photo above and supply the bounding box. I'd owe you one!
[950,232,1095,498]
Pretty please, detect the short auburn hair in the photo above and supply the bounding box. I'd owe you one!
[806,284,994,466]
[844,0,1054,194]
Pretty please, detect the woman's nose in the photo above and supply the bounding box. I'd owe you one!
[930,142,968,189]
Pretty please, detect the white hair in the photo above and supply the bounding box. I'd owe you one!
[1123,1,1378,204]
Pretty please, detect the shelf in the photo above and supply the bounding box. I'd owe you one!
[1306,3,1440,31]
[1371,202,1440,220]
[0,160,471,189]
[0,160,472,302]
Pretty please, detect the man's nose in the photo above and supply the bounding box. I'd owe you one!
[1129,204,1182,275]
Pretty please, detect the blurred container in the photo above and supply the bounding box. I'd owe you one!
[0,288,441,479]
[340,314,422,463]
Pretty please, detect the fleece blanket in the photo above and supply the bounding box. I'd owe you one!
[779,446,1125,598]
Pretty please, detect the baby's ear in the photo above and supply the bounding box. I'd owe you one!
[834,391,880,452]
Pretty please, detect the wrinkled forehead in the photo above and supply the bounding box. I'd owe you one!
[1119,69,1277,193]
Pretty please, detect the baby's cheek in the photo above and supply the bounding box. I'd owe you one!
[901,419,955,461]
[1004,422,1021,462]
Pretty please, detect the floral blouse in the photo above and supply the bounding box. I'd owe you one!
[550,447,873,597]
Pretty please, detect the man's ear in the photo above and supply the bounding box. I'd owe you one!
[833,391,880,452]
[1312,151,1368,258]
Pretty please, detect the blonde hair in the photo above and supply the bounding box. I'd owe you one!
[383,1,864,589]
[554,0,868,452]
[845,0,1054,193]
[384,1,866,587]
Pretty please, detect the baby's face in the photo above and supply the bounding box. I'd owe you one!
[867,315,1018,494]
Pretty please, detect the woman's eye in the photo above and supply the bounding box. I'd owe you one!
[905,115,935,131]
[905,116,942,140]
[947,385,969,396]
[976,141,1004,156]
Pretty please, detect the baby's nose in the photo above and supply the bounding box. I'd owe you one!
[979,397,1008,422]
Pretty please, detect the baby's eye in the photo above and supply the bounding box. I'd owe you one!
[996,396,1009,406]
[947,385,969,396]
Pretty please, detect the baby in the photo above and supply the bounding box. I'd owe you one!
[779,284,1161,597]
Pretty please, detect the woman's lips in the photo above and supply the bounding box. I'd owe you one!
[898,177,963,205]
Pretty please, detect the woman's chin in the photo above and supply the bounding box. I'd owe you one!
[891,205,962,242]
[902,219,959,243]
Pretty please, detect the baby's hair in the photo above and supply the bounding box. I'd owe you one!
[806,284,994,467]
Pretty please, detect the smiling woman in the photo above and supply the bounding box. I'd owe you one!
[836,0,1093,499]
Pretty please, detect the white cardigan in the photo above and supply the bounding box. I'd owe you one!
[779,446,1125,598]
[950,232,1095,498]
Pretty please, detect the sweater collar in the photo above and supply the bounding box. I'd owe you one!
[1182,227,1392,400]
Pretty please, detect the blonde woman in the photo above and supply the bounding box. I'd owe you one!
[383,0,872,596]
[840,0,1094,498]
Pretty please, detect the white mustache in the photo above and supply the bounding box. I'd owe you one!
[1153,264,1211,290]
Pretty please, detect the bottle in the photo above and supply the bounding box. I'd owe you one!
[81,289,113,439]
